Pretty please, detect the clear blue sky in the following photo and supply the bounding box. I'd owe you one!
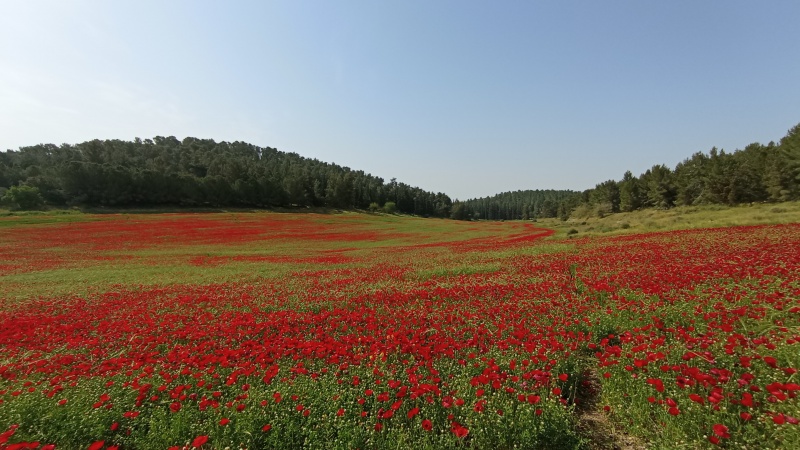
[2,1,799,200]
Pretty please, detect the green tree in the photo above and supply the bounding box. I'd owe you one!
[619,170,643,211]
[1,185,45,210]
[641,164,676,208]
[591,180,620,213]
[383,201,397,214]
[776,123,800,199]
[450,202,469,220]
[673,153,708,206]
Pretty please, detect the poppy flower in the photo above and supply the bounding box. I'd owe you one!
[712,424,730,439]
[451,422,469,438]
[191,435,208,447]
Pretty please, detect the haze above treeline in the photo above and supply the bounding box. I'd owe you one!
[1,122,798,221]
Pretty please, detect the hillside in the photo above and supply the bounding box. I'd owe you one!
[0,137,452,216]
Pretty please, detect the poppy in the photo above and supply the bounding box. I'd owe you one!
[191,435,209,447]
[421,419,433,431]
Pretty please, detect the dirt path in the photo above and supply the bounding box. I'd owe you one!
[575,367,647,450]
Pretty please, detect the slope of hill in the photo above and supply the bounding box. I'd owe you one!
[0,137,452,216]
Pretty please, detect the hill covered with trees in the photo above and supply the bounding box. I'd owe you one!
[0,137,453,216]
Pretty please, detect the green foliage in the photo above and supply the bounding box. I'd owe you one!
[462,190,578,221]
[0,137,452,217]
[449,202,470,220]
[383,201,397,214]
[567,122,800,220]
[618,170,642,212]
[1,185,44,210]
[590,180,620,213]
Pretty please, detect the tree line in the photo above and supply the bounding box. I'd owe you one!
[455,122,800,221]
[3,122,799,219]
[565,122,800,219]
[0,137,453,216]
[458,190,578,220]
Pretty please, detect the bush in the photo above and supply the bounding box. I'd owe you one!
[1,185,45,210]
[570,204,593,219]
[383,202,397,214]
[368,202,380,213]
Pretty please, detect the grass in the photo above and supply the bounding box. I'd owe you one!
[536,201,800,238]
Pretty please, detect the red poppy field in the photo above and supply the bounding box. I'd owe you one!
[0,212,798,449]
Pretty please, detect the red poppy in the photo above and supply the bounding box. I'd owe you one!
[191,435,208,447]
[451,422,469,438]
[421,419,433,431]
[712,424,730,439]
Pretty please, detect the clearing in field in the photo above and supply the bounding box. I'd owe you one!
[0,211,798,449]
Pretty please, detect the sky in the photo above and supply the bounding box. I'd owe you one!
[1,1,799,200]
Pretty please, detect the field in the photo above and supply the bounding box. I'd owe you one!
[0,210,798,449]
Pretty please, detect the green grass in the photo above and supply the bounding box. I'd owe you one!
[537,201,800,238]
[0,262,295,301]
[413,263,501,280]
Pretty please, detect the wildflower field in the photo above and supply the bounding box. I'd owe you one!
[0,212,798,449]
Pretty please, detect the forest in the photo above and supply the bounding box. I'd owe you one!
[0,137,453,217]
[1,123,799,220]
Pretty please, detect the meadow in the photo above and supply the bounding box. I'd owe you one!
[0,209,798,449]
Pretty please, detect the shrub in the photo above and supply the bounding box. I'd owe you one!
[1,185,45,210]
[383,202,397,214]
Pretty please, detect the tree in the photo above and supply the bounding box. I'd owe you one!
[673,153,708,206]
[591,180,621,213]
[1,185,45,210]
[641,164,676,208]
[538,199,559,218]
[776,123,800,199]
[450,202,469,220]
[619,170,643,211]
